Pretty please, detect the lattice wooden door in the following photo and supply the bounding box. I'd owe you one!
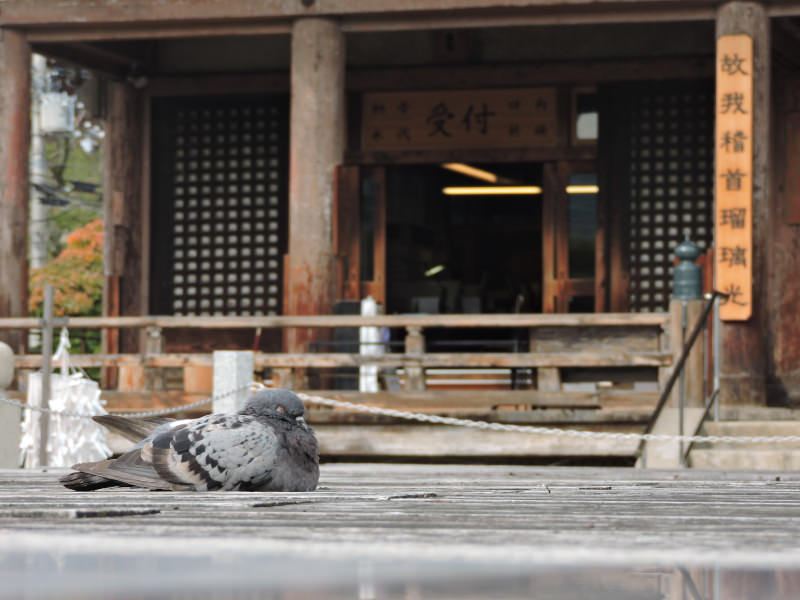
[602,81,714,312]
[150,96,288,316]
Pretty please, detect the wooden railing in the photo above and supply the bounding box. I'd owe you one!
[1,312,671,415]
[1,312,680,458]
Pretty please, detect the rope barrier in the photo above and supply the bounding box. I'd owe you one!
[3,382,800,446]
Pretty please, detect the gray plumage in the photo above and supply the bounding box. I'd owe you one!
[60,389,319,492]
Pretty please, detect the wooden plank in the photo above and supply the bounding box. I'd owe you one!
[306,406,653,425]
[0,312,670,329]
[347,145,596,165]
[786,88,800,223]
[134,58,714,101]
[313,424,639,456]
[364,166,386,306]
[303,389,603,409]
[541,163,558,313]
[348,58,714,91]
[537,368,561,391]
[0,29,31,353]
[334,165,361,301]
[530,325,662,352]
[14,350,672,369]
[2,1,720,29]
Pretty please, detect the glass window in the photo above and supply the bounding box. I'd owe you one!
[575,92,598,141]
[567,173,598,279]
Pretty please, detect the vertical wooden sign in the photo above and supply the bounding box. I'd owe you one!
[715,34,753,321]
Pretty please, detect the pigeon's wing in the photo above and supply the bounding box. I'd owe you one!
[142,414,280,491]
[92,415,177,443]
[60,447,192,491]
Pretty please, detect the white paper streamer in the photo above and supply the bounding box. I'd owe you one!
[20,328,111,468]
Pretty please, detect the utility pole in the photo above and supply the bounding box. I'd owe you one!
[29,53,49,271]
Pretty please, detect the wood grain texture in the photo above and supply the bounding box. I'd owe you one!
[0,29,31,352]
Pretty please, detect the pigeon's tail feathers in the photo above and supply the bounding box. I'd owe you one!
[63,451,192,492]
[59,468,129,491]
[93,415,175,443]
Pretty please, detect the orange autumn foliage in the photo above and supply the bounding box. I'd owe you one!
[29,219,103,317]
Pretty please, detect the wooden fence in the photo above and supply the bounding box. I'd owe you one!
[1,312,674,458]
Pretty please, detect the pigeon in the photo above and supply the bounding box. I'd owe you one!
[59,388,319,492]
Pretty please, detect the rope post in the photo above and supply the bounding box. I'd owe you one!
[403,325,425,392]
[144,326,165,391]
[0,341,20,468]
[213,351,253,413]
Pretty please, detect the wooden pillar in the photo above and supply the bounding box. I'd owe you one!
[0,29,31,353]
[716,2,769,405]
[103,81,145,388]
[285,18,346,353]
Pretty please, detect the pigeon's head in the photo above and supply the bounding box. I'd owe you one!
[242,389,307,422]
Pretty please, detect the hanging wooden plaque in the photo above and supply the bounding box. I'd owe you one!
[715,34,753,321]
[361,88,558,151]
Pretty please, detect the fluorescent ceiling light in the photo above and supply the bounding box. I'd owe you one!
[443,186,542,195]
[441,162,499,183]
[425,265,446,277]
[566,185,599,194]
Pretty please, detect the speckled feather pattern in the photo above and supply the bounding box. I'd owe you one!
[60,390,320,492]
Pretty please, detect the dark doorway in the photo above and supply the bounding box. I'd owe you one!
[385,162,543,318]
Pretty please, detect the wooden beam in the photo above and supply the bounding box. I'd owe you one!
[141,57,711,101]
[0,311,670,329]
[104,81,145,352]
[313,424,639,457]
[13,349,673,369]
[716,2,769,406]
[31,41,138,79]
[347,58,714,92]
[1,1,720,37]
[285,18,346,353]
[0,29,30,353]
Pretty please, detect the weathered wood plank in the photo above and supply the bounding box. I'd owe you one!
[14,350,672,369]
[313,424,640,456]
[303,389,604,409]
[0,29,31,353]
[1,0,720,30]
[0,311,669,329]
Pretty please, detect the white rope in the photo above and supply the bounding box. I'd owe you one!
[3,380,800,445]
[289,388,800,446]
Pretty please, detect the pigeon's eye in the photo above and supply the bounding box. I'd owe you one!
[275,405,286,414]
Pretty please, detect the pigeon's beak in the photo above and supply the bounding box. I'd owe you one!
[296,416,309,430]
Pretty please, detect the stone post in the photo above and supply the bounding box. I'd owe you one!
[285,18,346,353]
[213,351,253,414]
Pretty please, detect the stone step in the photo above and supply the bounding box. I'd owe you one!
[689,448,800,470]
[697,421,800,449]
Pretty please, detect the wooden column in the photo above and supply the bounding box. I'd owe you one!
[103,81,144,388]
[0,29,31,353]
[716,2,769,406]
[285,18,346,353]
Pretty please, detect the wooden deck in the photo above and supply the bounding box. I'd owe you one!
[2,465,800,599]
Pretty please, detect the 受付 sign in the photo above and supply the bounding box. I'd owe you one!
[361,88,558,151]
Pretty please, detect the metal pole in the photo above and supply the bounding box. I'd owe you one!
[38,284,54,467]
[679,300,687,468]
[713,297,721,422]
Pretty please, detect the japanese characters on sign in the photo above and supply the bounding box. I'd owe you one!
[361,88,557,151]
[715,35,753,321]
